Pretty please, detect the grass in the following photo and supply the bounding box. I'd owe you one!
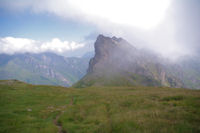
[0,80,200,133]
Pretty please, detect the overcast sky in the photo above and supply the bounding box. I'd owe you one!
[0,0,199,59]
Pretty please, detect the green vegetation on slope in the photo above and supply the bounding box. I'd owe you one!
[0,53,91,87]
[0,80,200,133]
[74,72,162,88]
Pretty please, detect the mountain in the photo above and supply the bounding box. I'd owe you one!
[173,55,200,89]
[0,52,92,86]
[1,35,200,89]
[74,35,183,88]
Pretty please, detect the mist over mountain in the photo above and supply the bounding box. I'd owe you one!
[1,1,200,132]
[74,35,200,89]
[1,35,199,89]
[0,52,92,86]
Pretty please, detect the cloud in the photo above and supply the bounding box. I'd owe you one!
[171,0,200,54]
[143,0,200,58]
[0,37,85,55]
[93,0,200,59]
[1,0,200,59]
[0,0,171,30]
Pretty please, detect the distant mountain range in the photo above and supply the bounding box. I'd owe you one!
[74,35,200,89]
[0,35,200,89]
[0,52,93,86]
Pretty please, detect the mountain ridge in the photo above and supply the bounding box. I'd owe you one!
[74,35,183,88]
[0,52,92,86]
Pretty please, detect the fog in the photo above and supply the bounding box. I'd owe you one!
[0,0,200,60]
[92,0,200,60]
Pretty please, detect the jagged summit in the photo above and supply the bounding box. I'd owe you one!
[95,35,134,48]
[74,34,183,88]
[88,35,135,73]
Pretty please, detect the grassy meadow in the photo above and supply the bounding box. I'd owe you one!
[0,80,200,133]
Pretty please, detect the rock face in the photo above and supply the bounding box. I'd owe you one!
[0,52,92,86]
[74,35,183,88]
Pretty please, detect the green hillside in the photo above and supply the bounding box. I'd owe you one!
[0,52,91,87]
[0,80,200,133]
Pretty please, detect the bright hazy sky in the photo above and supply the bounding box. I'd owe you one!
[0,0,199,58]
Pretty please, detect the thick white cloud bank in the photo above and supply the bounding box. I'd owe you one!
[1,0,171,30]
[0,37,85,55]
[68,0,171,29]
[1,0,199,59]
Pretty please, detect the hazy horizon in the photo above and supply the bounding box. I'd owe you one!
[0,0,200,60]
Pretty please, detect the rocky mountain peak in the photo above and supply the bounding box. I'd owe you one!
[112,36,124,43]
[95,35,118,51]
[88,35,125,73]
[94,35,134,58]
[75,34,183,88]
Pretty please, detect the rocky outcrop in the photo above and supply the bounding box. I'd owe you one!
[0,52,92,86]
[74,35,183,88]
